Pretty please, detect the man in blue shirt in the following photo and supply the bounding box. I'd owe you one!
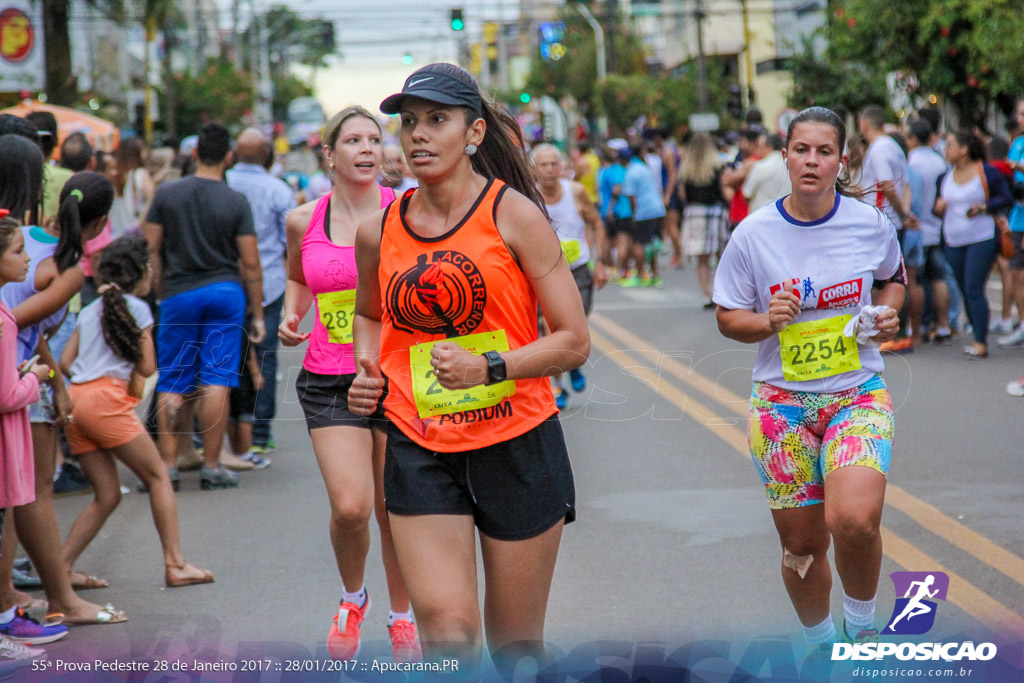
[226,129,296,457]
[623,146,667,286]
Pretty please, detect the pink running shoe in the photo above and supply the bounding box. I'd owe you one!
[388,619,423,663]
[327,596,370,660]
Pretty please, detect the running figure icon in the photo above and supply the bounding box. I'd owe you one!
[802,277,816,300]
[888,574,940,631]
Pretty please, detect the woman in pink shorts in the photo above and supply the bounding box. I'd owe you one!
[278,106,419,662]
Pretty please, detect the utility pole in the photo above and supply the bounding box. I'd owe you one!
[232,0,242,70]
[576,1,607,137]
[695,0,709,111]
[740,0,754,109]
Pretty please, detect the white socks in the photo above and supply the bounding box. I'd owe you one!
[342,585,367,608]
[388,610,414,627]
[803,615,836,646]
[0,607,15,624]
[844,593,876,634]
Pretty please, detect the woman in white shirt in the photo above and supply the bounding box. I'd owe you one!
[934,130,1013,357]
[714,107,905,654]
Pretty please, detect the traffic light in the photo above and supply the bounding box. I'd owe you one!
[450,8,464,31]
[519,92,531,104]
[727,84,742,119]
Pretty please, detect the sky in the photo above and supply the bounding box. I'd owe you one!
[253,0,525,114]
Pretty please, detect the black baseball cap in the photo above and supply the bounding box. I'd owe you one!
[380,63,483,116]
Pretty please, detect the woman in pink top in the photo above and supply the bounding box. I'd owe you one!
[278,107,418,663]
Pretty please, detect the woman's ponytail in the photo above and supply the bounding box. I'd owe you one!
[54,171,114,273]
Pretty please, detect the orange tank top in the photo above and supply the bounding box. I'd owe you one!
[378,178,556,452]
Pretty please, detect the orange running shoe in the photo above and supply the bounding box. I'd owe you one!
[327,596,370,660]
[388,619,423,663]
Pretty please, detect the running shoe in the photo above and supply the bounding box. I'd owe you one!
[990,318,1015,335]
[200,466,239,490]
[619,277,643,288]
[841,620,879,644]
[220,451,254,471]
[997,327,1024,347]
[0,609,68,645]
[327,596,370,660]
[388,620,423,663]
[569,368,586,393]
[554,390,569,410]
[0,634,45,662]
[879,338,914,354]
[801,642,834,682]
[643,276,664,288]
[251,440,277,455]
[240,452,271,469]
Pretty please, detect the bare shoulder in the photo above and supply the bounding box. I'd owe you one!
[286,199,318,237]
[494,186,547,229]
[570,180,589,201]
[356,207,387,252]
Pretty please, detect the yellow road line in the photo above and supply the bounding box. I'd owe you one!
[882,528,1024,637]
[588,328,1024,639]
[590,313,1024,592]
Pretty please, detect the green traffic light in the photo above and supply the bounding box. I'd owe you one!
[519,93,531,104]
[451,19,464,30]
[402,54,413,65]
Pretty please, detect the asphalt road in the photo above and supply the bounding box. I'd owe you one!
[27,265,1024,682]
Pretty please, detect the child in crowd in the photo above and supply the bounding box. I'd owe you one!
[0,214,67,653]
[227,326,270,469]
[59,235,213,589]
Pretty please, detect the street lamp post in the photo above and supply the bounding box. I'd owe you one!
[575,1,607,137]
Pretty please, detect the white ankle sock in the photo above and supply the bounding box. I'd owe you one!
[388,610,414,627]
[342,585,367,608]
[0,607,16,624]
[843,593,876,634]
[803,615,836,646]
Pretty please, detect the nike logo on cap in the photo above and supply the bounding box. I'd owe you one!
[408,77,433,87]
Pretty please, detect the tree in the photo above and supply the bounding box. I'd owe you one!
[251,5,336,79]
[174,59,254,135]
[788,38,889,114]
[820,0,1024,127]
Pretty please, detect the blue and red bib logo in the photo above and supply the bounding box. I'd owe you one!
[882,571,949,635]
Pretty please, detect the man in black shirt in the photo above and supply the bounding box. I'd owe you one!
[144,122,265,490]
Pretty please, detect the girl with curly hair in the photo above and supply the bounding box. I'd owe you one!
[59,234,213,589]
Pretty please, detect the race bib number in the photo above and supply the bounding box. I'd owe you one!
[409,330,515,419]
[779,315,861,382]
[317,290,356,344]
[561,239,583,265]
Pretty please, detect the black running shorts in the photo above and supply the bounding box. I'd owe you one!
[383,415,576,541]
[295,368,387,432]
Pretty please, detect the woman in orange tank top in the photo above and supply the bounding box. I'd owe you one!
[350,63,590,676]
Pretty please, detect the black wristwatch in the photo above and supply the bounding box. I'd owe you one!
[483,351,507,385]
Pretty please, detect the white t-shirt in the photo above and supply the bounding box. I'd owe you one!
[713,194,903,393]
[69,294,154,384]
[861,135,909,226]
[743,151,792,211]
[939,172,995,247]
[907,146,948,246]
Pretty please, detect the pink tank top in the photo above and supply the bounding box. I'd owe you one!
[301,186,395,375]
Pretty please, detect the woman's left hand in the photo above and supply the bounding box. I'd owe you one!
[430,342,488,390]
[966,203,986,218]
[872,307,901,343]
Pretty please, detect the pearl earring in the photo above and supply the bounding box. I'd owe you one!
[465,144,478,156]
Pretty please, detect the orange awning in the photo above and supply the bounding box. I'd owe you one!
[0,101,120,156]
